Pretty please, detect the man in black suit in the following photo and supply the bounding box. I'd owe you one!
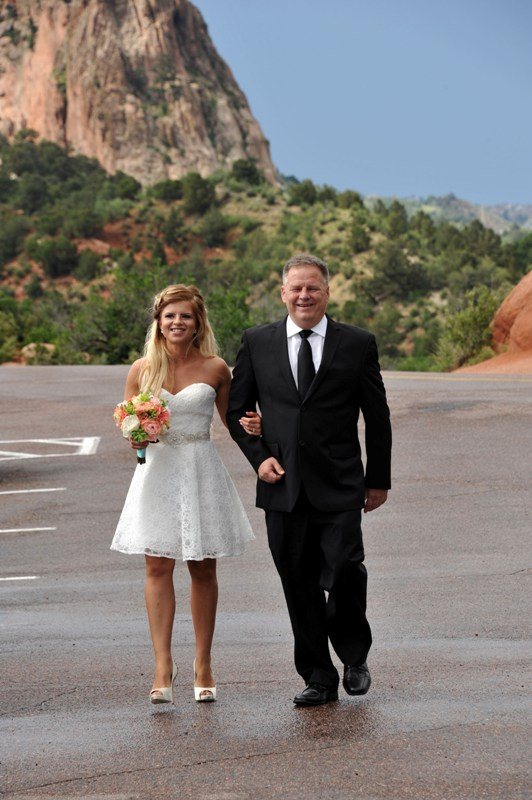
[227,253,392,706]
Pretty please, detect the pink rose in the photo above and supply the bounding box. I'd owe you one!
[135,401,156,414]
[141,419,161,438]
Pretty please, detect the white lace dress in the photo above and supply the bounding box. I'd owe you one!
[110,383,254,561]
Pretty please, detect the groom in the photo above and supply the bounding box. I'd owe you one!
[227,253,392,706]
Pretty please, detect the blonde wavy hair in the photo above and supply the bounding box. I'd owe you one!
[139,284,218,395]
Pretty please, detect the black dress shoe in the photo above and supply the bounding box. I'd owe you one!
[343,662,371,696]
[293,683,339,706]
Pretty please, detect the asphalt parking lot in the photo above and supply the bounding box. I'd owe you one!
[1,365,531,799]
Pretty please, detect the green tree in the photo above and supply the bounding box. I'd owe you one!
[435,286,501,370]
[386,200,408,238]
[182,172,215,215]
[287,179,317,206]
[162,207,186,247]
[337,190,364,209]
[369,241,430,301]
[230,159,263,185]
[75,250,103,281]
[198,208,232,247]
[0,216,30,265]
[150,179,183,202]
[348,223,371,254]
[207,286,253,363]
[32,236,78,277]
[0,310,18,362]
[16,173,50,213]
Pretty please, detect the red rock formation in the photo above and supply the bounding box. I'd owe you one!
[457,271,532,374]
[0,0,276,184]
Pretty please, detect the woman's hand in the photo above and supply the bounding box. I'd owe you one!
[130,438,149,451]
[239,411,262,437]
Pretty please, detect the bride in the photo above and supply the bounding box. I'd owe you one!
[111,284,260,705]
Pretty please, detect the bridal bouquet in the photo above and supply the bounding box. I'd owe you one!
[113,393,170,464]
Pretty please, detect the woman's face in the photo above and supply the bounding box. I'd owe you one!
[159,301,197,347]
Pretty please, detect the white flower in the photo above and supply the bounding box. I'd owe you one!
[121,415,140,437]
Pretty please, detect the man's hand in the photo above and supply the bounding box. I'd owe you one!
[258,457,285,484]
[364,488,388,513]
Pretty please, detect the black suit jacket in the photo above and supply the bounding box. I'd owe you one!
[227,315,392,513]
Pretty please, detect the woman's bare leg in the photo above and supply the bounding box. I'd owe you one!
[187,558,218,687]
[145,555,175,691]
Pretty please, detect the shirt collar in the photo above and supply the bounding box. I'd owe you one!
[286,314,328,338]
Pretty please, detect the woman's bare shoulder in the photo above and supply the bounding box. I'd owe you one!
[129,357,147,374]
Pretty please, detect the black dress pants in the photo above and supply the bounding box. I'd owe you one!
[266,488,372,689]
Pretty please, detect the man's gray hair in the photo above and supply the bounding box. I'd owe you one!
[282,253,329,285]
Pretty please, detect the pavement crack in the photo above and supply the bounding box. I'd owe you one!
[0,688,78,717]
[7,718,496,795]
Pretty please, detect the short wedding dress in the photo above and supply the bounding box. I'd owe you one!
[111,382,254,560]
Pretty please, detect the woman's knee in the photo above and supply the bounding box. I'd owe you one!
[145,555,175,578]
[188,558,217,583]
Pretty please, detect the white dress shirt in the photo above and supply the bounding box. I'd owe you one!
[286,315,328,389]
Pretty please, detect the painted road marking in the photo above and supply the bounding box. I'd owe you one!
[0,436,100,462]
[0,576,39,582]
[0,487,66,496]
[0,527,56,534]
[385,372,532,383]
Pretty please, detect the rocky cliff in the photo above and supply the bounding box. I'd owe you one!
[0,0,276,184]
[457,271,532,374]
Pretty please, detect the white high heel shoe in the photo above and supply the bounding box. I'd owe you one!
[149,660,178,704]
[193,658,216,702]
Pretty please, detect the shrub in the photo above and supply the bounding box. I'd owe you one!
[61,206,103,238]
[149,179,184,202]
[0,310,18,361]
[198,208,232,247]
[287,179,317,206]
[435,286,502,370]
[348,224,371,254]
[0,216,30,265]
[337,190,364,209]
[182,172,215,215]
[162,207,186,247]
[25,274,44,299]
[75,249,103,281]
[33,236,78,277]
[230,159,264,185]
[369,241,430,301]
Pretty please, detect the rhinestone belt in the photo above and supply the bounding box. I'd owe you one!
[164,430,211,447]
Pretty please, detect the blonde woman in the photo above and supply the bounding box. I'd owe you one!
[111,285,259,704]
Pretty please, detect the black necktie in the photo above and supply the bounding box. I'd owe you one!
[297,329,315,400]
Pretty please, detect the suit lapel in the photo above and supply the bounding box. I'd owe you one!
[304,317,342,401]
[271,318,299,401]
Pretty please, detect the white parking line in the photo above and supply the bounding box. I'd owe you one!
[0,488,66,496]
[0,576,39,582]
[0,527,57,534]
[0,436,100,462]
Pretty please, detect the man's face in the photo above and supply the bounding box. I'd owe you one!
[281,265,330,328]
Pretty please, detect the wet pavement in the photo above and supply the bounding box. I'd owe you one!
[1,366,531,799]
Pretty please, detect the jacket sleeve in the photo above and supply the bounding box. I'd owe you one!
[227,331,273,473]
[359,334,392,489]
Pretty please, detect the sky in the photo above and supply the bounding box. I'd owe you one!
[192,0,532,206]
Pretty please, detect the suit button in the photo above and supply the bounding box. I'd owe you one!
[299,440,305,446]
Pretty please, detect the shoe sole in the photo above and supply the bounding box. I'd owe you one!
[293,692,339,706]
[343,679,371,696]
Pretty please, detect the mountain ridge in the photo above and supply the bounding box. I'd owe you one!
[0,0,275,184]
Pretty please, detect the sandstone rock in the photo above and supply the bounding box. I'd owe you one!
[492,270,532,353]
[21,342,55,360]
[0,0,276,184]
[457,270,532,374]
